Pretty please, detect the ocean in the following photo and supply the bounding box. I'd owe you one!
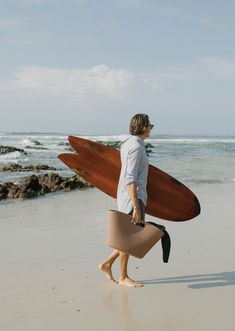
[0,132,235,187]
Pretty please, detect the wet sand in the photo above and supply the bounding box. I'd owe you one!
[0,184,235,331]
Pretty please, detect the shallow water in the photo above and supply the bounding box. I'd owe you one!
[0,132,235,186]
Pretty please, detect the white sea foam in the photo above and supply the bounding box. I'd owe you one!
[149,138,235,144]
[81,134,129,141]
[0,151,22,164]
[20,139,38,147]
[28,135,67,140]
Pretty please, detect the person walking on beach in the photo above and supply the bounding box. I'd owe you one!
[99,114,154,288]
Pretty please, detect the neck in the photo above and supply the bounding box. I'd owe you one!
[139,134,146,140]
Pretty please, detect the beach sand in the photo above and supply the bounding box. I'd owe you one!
[0,184,235,331]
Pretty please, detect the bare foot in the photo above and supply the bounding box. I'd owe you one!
[99,263,117,283]
[119,277,143,288]
[127,276,135,282]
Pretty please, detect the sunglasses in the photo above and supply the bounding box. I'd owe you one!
[148,124,154,129]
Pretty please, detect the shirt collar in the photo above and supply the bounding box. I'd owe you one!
[130,135,145,146]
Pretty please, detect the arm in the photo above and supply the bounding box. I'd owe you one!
[124,146,142,223]
[127,183,142,223]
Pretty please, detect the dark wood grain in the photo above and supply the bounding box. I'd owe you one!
[58,136,200,222]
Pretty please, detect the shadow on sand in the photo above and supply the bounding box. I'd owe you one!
[140,271,235,289]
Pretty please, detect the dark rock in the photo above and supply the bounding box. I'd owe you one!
[25,146,48,150]
[66,146,74,152]
[145,142,154,156]
[0,164,57,172]
[0,145,27,155]
[32,140,43,146]
[28,164,56,171]
[145,142,154,149]
[38,173,62,192]
[38,173,91,193]
[0,182,14,200]
[58,142,69,146]
[26,164,56,171]
[7,185,21,199]
[0,164,23,172]
[0,173,92,200]
[21,175,42,198]
[0,192,7,201]
[8,175,42,199]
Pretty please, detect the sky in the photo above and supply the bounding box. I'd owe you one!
[0,0,235,135]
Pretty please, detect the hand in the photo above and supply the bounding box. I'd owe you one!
[132,207,142,223]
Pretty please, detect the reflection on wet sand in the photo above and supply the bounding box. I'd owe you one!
[102,287,144,331]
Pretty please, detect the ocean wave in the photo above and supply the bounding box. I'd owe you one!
[31,135,67,140]
[0,151,22,164]
[149,138,235,144]
[1,132,235,143]
[0,133,67,141]
[20,139,44,148]
[187,178,232,185]
[81,134,129,142]
[74,135,235,144]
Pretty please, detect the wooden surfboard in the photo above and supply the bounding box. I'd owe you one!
[58,136,200,222]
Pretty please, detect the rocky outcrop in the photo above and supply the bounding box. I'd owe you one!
[25,146,48,150]
[66,146,74,152]
[145,142,154,155]
[22,140,47,149]
[0,164,57,172]
[0,182,12,201]
[58,142,72,151]
[0,146,27,155]
[58,142,69,146]
[0,173,92,201]
[30,140,43,146]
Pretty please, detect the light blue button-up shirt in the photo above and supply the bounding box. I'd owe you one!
[117,135,149,213]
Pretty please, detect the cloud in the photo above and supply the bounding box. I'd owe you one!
[0,65,134,100]
[1,57,235,106]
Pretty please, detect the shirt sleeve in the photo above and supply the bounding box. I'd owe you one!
[124,146,142,185]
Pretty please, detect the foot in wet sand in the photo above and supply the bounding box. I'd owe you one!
[119,277,143,288]
[99,263,117,283]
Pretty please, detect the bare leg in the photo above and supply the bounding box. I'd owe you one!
[119,252,143,288]
[99,250,119,282]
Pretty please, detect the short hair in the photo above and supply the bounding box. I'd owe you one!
[129,113,151,136]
